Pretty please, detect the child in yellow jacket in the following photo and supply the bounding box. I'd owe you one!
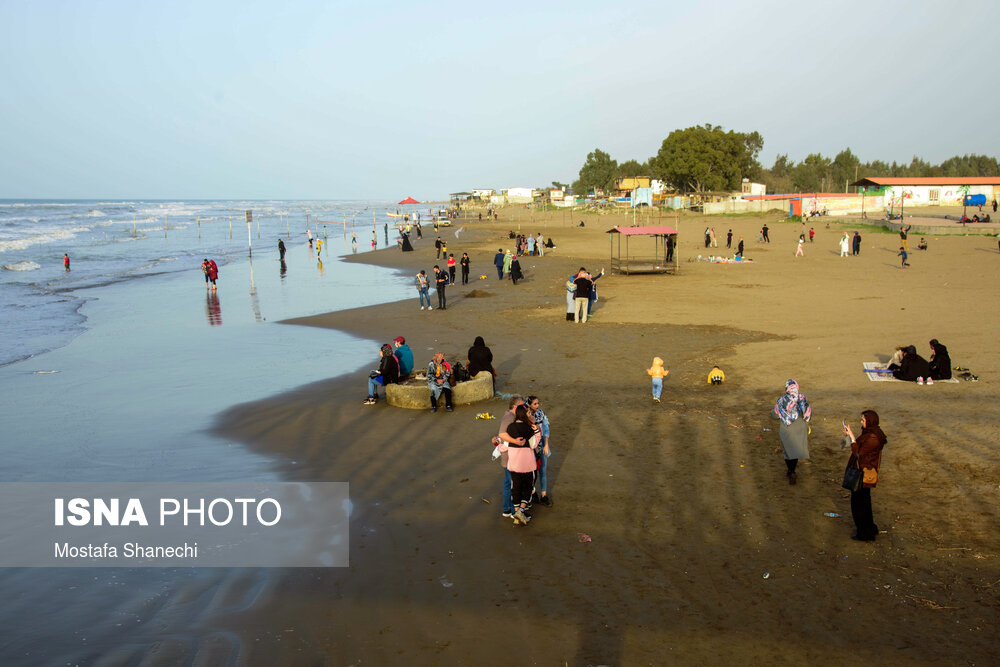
[647,356,669,403]
[708,365,725,385]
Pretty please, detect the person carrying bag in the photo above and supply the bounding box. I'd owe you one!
[842,410,887,542]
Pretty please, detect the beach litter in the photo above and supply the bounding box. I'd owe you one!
[823,512,841,518]
[578,533,592,543]
[480,498,491,504]
[475,412,495,420]
[439,575,453,588]
[762,572,771,579]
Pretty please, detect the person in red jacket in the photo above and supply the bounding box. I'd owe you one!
[207,259,219,291]
[63,253,70,270]
[844,410,887,542]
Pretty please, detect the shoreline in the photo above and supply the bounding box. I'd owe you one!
[209,211,1000,664]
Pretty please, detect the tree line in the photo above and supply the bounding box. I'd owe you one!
[566,124,1000,196]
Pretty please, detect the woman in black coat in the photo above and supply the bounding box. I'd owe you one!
[928,339,951,380]
[467,336,494,378]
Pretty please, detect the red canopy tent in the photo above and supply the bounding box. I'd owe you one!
[606,225,679,274]
[398,197,420,205]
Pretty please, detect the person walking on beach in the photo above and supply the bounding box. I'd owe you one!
[510,255,523,285]
[493,248,504,279]
[736,236,745,257]
[278,239,286,260]
[843,410,886,542]
[316,239,322,255]
[460,252,470,284]
[63,253,70,270]
[416,270,431,310]
[704,227,711,248]
[898,246,909,269]
[384,223,388,247]
[447,253,457,285]
[647,356,669,403]
[839,233,850,257]
[307,229,313,247]
[710,227,718,248]
[427,352,453,412]
[502,250,513,279]
[527,395,553,507]
[809,227,815,243]
[761,224,770,243]
[202,259,210,287]
[573,268,593,323]
[537,233,545,256]
[795,237,805,257]
[371,232,377,250]
[726,229,733,249]
[499,404,540,525]
[852,231,861,256]
[433,265,448,310]
[434,237,443,259]
[351,233,358,253]
[772,379,811,485]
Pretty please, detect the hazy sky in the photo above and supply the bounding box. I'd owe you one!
[2,1,997,199]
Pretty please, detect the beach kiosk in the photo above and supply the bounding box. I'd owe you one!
[607,225,679,274]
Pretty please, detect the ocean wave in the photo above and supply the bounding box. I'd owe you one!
[74,210,106,218]
[0,226,90,253]
[3,260,41,271]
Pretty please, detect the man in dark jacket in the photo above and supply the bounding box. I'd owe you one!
[435,237,443,259]
[493,248,504,279]
[433,265,448,310]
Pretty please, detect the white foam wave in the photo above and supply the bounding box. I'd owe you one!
[3,260,41,271]
[0,226,89,253]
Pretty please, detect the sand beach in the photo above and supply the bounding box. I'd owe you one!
[205,209,1000,665]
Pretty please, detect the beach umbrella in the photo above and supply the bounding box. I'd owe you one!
[398,197,420,205]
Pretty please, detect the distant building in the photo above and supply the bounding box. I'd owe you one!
[741,181,766,197]
[472,189,494,200]
[549,189,565,200]
[851,177,1000,206]
[505,187,533,204]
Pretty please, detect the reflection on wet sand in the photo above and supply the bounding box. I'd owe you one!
[205,292,222,326]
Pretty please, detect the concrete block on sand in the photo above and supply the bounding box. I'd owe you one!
[386,370,493,409]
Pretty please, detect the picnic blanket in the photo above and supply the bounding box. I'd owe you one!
[863,361,960,383]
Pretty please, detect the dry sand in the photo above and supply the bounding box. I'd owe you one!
[213,209,1000,665]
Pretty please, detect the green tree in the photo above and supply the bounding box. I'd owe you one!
[831,148,861,192]
[575,148,618,195]
[617,159,648,178]
[792,153,832,192]
[650,124,763,192]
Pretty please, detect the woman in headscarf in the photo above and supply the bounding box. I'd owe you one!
[928,339,951,380]
[502,250,513,278]
[772,379,811,484]
[467,336,495,381]
[510,255,523,285]
[843,410,887,541]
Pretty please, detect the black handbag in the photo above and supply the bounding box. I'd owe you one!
[842,459,862,492]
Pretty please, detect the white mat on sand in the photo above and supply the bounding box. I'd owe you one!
[863,361,959,383]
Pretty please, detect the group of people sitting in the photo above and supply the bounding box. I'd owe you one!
[887,339,951,383]
[364,335,497,410]
[960,214,992,223]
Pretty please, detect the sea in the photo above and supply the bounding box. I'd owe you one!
[0,200,425,664]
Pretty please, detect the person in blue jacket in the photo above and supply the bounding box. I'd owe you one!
[393,336,413,379]
[493,248,505,280]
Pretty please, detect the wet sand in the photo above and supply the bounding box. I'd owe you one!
[213,210,1000,665]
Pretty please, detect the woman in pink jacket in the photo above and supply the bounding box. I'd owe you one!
[499,404,540,525]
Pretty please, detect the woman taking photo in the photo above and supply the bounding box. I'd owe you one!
[844,410,887,541]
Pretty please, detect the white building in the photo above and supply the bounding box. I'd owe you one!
[852,177,1000,206]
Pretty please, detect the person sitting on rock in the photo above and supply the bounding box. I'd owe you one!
[365,344,399,405]
[427,352,453,412]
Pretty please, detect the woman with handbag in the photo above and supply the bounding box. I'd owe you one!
[843,410,887,542]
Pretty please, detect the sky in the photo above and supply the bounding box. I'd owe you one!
[1,0,998,200]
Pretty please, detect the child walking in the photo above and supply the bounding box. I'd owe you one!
[646,356,669,403]
[897,246,909,269]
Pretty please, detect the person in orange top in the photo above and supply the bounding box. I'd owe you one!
[646,356,669,403]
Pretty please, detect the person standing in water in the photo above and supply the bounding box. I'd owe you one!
[63,253,70,270]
